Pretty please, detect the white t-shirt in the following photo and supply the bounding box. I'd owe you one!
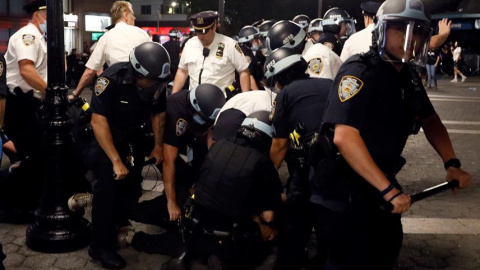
[5,23,47,96]
[86,22,150,70]
[215,90,276,125]
[453,47,462,62]
[179,33,250,95]
[302,43,343,80]
[340,24,375,62]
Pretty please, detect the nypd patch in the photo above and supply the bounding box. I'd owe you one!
[95,77,110,96]
[323,42,334,50]
[338,76,364,102]
[176,118,188,136]
[308,58,324,75]
[235,43,243,55]
[0,62,3,77]
[22,34,35,46]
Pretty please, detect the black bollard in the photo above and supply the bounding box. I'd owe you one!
[26,0,91,252]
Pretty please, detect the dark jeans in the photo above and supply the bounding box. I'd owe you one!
[313,200,403,270]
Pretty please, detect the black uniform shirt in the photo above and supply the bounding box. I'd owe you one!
[162,40,181,75]
[318,32,342,56]
[250,51,266,89]
[90,62,166,143]
[0,55,7,97]
[272,78,332,140]
[311,51,435,208]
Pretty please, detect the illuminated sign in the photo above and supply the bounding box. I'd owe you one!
[85,15,111,32]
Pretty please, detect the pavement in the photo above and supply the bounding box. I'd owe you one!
[0,74,479,270]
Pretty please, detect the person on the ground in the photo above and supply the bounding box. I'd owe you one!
[171,11,251,96]
[310,1,472,269]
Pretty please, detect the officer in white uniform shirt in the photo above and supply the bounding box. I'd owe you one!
[172,11,251,97]
[71,1,150,98]
[340,1,382,62]
[3,0,48,189]
[302,43,343,80]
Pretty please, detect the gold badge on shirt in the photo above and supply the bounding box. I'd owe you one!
[176,118,188,136]
[308,58,324,75]
[216,43,225,58]
[338,76,364,102]
[95,77,110,96]
[22,34,35,46]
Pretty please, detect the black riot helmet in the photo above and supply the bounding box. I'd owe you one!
[293,14,311,29]
[322,7,356,36]
[264,47,308,88]
[189,83,226,127]
[130,42,171,80]
[258,20,277,39]
[237,25,260,44]
[238,110,273,152]
[308,18,323,34]
[266,20,306,54]
[373,0,432,67]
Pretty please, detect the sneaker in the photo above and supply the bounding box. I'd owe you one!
[68,193,93,211]
[451,79,458,83]
[117,226,135,248]
[462,76,467,82]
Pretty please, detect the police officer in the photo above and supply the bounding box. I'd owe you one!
[87,42,170,269]
[72,1,150,98]
[172,11,251,96]
[237,25,259,92]
[310,1,471,269]
[340,1,382,62]
[319,7,356,56]
[266,20,342,80]
[163,29,182,78]
[305,18,323,51]
[163,83,225,221]
[265,48,331,270]
[212,88,276,144]
[250,19,276,90]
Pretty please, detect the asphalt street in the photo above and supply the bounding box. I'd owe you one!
[0,74,479,270]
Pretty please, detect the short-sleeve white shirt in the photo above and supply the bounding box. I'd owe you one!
[5,23,47,95]
[179,33,249,95]
[302,43,343,80]
[85,22,150,70]
[340,24,375,62]
[453,47,462,62]
[215,90,276,125]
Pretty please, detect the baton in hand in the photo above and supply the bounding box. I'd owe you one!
[382,179,459,212]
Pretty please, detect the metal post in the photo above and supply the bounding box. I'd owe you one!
[26,0,91,253]
[218,0,225,33]
[318,0,323,17]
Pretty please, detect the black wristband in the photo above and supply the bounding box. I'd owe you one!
[380,183,395,196]
[388,191,403,203]
[444,158,461,170]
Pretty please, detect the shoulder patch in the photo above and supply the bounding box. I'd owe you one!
[216,43,225,58]
[95,77,110,96]
[235,43,243,55]
[176,118,188,136]
[338,76,364,102]
[269,100,276,121]
[308,57,324,75]
[0,62,3,77]
[22,34,36,46]
[323,42,334,50]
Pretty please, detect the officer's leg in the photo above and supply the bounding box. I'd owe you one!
[86,145,118,250]
[313,203,369,270]
[130,231,185,257]
[275,168,315,270]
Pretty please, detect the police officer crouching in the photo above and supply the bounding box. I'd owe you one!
[265,48,332,270]
[87,42,170,269]
[163,110,282,270]
[310,0,472,269]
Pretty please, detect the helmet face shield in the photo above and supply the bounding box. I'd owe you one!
[377,20,431,67]
[344,20,357,36]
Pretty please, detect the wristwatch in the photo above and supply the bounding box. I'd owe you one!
[444,158,461,170]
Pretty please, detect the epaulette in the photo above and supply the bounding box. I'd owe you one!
[100,62,130,77]
[359,51,381,67]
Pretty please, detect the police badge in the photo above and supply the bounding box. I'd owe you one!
[338,76,364,102]
[216,43,225,58]
[95,77,110,96]
[308,58,324,75]
[22,34,36,46]
[176,118,188,136]
[323,42,334,50]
